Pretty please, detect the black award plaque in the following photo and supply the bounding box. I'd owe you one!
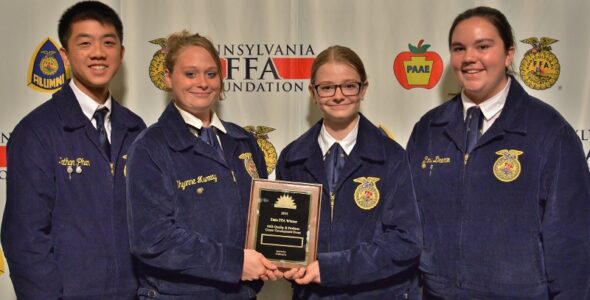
[245,179,322,269]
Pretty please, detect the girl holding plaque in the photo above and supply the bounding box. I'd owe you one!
[276,45,422,299]
[126,31,280,299]
[407,6,590,299]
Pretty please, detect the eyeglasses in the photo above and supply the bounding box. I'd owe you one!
[314,82,363,98]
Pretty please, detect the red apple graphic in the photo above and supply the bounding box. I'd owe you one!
[393,39,443,89]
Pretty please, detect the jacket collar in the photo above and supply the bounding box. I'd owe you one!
[431,77,530,151]
[284,113,386,164]
[160,102,249,153]
[55,80,141,131]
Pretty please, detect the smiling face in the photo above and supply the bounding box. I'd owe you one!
[59,19,124,103]
[165,45,221,122]
[310,61,367,126]
[450,16,514,103]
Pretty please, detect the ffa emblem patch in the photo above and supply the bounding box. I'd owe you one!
[493,149,523,182]
[353,177,380,210]
[27,37,70,93]
[149,38,169,91]
[520,37,560,90]
[239,152,260,178]
[244,125,277,174]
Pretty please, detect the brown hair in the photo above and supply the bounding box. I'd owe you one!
[310,45,367,84]
[164,31,224,99]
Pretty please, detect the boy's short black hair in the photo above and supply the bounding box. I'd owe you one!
[58,1,123,49]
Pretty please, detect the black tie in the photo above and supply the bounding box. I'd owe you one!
[324,143,346,192]
[93,107,110,160]
[200,127,224,159]
[465,106,483,154]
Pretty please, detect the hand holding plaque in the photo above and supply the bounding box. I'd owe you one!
[245,179,322,269]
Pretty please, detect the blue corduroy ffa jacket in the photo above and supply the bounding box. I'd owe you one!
[407,78,590,299]
[126,103,268,299]
[277,114,422,300]
[2,81,145,300]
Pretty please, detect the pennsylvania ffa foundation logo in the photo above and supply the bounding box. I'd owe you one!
[244,125,277,174]
[393,39,443,89]
[27,38,70,93]
[239,152,260,178]
[520,37,560,90]
[148,38,168,91]
[353,177,380,210]
[493,149,523,182]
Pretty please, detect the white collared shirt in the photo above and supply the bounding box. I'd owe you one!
[175,104,227,147]
[461,77,511,135]
[70,80,113,142]
[318,115,359,159]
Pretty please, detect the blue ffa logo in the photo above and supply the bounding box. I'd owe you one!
[27,37,70,93]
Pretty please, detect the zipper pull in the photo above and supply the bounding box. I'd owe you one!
[464,153,469,165]
[330,192,335,223]
[110,163,114,176]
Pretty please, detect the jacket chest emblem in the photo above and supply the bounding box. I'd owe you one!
[493,149,523,182]
[353,177,380,210]
[239,152,260,178]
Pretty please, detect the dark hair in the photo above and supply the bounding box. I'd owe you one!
[310,45,367,84]
[448,6,515,52]
[58,1,123,50]
[164,31,224,100]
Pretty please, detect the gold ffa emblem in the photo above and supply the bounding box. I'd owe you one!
[520,37,560,90]
[353,177,380,210]
[239,152,260,178]
[149,38,169,91]
[493,149,523,183]
[244,125,277,174]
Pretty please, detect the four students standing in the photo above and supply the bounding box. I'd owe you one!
[1,2,589,300]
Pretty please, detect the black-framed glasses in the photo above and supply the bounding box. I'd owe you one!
[314,82,363,98]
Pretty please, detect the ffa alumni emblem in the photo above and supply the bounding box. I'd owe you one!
[353,177,380,210]
[27,38,70,93]
[520,37,560,90]
[493,149,523,182]
[244,125,277,174]
[149,38,169,91]
[239,152,260,178]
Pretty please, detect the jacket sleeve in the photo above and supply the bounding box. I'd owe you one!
[318,152,423,287]
[126,138,244,284]
[541,125,590,299]
[1,121,63,300]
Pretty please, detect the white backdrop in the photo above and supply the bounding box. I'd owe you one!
[1,1,589,299]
